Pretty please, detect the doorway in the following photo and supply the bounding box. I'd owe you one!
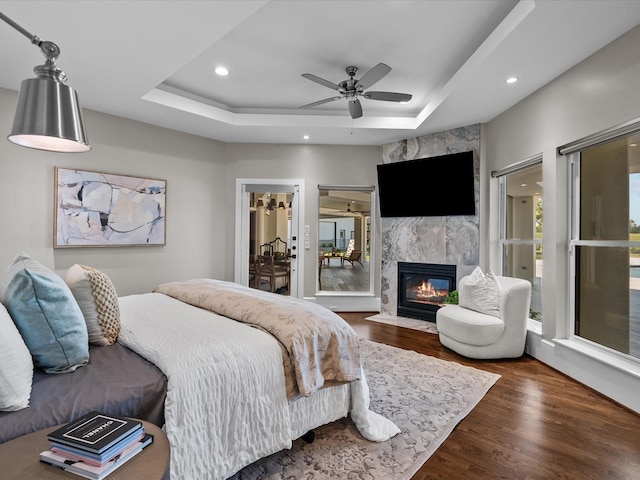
[317,186,373,294]
[235,179,305,298]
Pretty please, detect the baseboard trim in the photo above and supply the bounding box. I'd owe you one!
[305,295,381,312]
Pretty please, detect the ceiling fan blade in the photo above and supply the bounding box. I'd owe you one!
[299,96,342,109]
[301,73,340,91]
[364,91,412,102]
[348,99,363,119]
[356,63,391,90]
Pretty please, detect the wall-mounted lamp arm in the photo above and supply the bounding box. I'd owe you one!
[0,12,60,63]
[0,11,38,43]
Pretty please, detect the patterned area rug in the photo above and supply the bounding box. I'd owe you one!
[365,313,439,334]
[228,339,500,480]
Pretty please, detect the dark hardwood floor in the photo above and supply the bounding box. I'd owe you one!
[339,312,640,480]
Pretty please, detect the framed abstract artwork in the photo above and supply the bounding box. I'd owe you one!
[54,167,166,247]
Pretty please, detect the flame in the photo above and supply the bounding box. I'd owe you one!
[419,280,436,296]
[410,280,448,303]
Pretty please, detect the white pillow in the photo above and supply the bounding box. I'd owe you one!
[65,264,120,346]
[0,302,33,411]
[460,266,501,318]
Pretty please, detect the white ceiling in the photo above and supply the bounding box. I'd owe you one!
[1,0,640,147]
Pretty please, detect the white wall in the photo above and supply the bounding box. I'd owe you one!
[222,143,382,300]
[0,87,383,302]
[484,24,640,412]
[0,87,228,296]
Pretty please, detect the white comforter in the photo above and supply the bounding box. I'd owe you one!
[118,292,398,480]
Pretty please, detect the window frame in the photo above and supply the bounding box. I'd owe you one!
[316,184,375,296]
[562,118,640,361]
[567,151,640,350]
[493,155,543,322]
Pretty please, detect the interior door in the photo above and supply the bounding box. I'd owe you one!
[235,179,304,298]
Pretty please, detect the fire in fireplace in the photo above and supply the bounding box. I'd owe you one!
[397,262,456,322]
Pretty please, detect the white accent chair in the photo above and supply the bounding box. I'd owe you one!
[436,275,532,359]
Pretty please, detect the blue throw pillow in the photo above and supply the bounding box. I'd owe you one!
[1,253,89,373]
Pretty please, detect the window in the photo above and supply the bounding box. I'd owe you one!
[318,186,373,293]
[494,158,543,321]
[567,133,640,359]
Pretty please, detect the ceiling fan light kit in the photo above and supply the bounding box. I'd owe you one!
[300,63,412,119]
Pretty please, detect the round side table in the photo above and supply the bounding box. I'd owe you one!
[0,420,169,479]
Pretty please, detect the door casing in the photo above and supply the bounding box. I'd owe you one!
[235,178,305,298]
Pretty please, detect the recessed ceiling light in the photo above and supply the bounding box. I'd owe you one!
[303,135,310,140]
[506,76,519,84]
[214,66,229,76]
[630,143,638,147]
[520,183,527,187]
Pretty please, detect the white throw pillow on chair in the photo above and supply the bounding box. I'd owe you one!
[459,266,501,318]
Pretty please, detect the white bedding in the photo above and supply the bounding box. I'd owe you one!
[118,292,398,480]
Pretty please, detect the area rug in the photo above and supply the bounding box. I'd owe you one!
[365,313,439,334]
[228,339,500,480]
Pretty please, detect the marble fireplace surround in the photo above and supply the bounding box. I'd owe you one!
[380,124,480,317]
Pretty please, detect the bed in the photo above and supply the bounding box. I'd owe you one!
[0,254,398,479]
[0,341,167,444]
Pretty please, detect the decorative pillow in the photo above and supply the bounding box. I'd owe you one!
[1,253,89,373]
[0,303,33,411]
[65,264,120,345]
[460,266,501,318]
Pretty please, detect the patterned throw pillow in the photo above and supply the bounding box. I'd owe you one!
[459,266,502,318]
[65,264,120,345]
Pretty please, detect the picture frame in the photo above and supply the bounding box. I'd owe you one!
[54,167,166,248]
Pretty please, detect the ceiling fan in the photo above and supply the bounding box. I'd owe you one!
[337,203,361,216]
[299,63,412,119]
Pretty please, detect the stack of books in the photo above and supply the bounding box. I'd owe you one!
[39,411,154,480]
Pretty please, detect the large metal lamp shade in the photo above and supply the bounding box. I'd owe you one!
[1,11,90,153]
[9,76,90,152]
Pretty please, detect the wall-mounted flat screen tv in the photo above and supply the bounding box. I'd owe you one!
[376,151,475,217]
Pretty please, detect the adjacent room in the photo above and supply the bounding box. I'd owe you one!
[1,1,639,479]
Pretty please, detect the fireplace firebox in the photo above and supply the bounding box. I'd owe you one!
[397,262,456,322]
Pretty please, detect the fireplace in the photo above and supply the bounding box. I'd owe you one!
[397,262,456,322]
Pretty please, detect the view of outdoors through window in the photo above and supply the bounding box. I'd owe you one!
[575,134,640,359]
[630,172,640,286]
[502,164,543,321]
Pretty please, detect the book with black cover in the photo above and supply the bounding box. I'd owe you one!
[40,433,154,480]
[50,429,146,466]
[47,412,143,454]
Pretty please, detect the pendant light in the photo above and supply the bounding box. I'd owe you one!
[1,11,90,153]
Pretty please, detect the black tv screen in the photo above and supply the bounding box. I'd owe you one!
[376,151,475,217]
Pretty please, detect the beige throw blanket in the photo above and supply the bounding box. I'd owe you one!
[153,279,362,399]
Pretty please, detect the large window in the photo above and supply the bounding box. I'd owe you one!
[495,159,543,321]
[568,133,640,359]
